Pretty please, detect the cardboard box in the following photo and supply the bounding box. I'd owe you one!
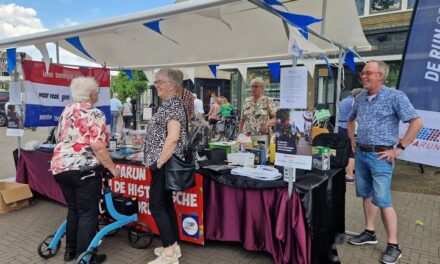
[312,146,331,171]
[0,182,33,214]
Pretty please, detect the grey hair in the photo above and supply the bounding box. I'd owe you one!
[369,60,389,82]
[70,77,99,102]
[156,69,182,89]
[250,78,265,89]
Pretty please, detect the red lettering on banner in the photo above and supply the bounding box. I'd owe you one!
[112,163,205,245]
[21,60,110,87]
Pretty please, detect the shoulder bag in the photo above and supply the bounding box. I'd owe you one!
[164,106,196,191]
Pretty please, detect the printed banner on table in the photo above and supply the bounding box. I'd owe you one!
[397,0,440,167]
[111,163,205,245]
[18,60,110,127]
[399,110,440,167]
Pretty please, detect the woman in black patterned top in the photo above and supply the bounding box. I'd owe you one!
[143,68,187,264]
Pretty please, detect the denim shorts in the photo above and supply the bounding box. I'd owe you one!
[354,148,395,208]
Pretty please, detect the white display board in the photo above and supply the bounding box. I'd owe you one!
[280,67,308,109]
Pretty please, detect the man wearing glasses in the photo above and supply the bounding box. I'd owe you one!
[239,77,277,136]
[347,60,423,264]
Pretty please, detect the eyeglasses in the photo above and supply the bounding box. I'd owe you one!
[154,80,169,86]
[359,71,382,77]
[251,85,262,88]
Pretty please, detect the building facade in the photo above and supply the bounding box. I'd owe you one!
[230,0,415,120]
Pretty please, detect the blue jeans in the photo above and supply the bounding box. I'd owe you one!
[111,111,119,134]
[355,148,395,208]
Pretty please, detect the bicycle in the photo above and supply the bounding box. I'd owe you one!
[211,115,238,142]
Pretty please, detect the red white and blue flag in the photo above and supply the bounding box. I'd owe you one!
[18,60,110,127]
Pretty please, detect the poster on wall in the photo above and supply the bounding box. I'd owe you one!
[274,109,312,171]
[6,104,24,137]
[16,60,111,127]
[279,67,308,109]
[397,0,440,167]
[111,163,205,245]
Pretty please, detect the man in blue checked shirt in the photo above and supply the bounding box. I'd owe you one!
[347,60,423,264]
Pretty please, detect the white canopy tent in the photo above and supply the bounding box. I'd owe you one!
[0,0,370,196]
[0,0,370,69]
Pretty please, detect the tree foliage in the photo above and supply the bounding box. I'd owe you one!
[110,71,148,101]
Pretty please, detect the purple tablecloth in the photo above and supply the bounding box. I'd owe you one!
[204,177,309,264]
[15,150,66,204]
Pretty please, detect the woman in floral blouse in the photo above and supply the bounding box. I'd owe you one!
[51,77,120,263]
[143,69,187,264]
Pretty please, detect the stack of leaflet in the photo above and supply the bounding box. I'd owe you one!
[231,165,282,181]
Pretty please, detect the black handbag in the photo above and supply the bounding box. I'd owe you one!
[164,107,196,191]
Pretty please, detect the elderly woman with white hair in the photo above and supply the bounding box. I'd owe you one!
[51,76,120,263]
[143,69,187,264]
[122,97,133,129]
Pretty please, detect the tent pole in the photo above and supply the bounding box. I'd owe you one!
[321,0,327,34]
[287,55,298,199]
[334,48,344,133]
[56,41,60,64]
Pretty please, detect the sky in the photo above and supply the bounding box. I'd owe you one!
[0,0,175,66]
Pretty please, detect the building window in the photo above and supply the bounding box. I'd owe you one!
[355,0,366,16]
[407,0,416,9]
[370,0,401,14]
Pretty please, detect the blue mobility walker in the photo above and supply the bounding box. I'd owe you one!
[37,166,153,263]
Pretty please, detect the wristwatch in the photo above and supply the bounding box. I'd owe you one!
[396,143,406,150]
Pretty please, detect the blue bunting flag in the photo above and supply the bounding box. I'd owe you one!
[65,36,95,61]
[267,62,281,82]
[6,48,17,73]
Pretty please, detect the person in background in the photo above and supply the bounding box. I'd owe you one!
[347,60,423,264]
[122,97,133,130]
[218,96,233,119]
[143,69,187,264]
[209,91,217,106]
[175,70,194,119]
[207,97,221,127]
[51,77,120,263]
[239,78,277,136]
[110,92,122,134]
[338,88,363,183]
[193,93,204,119]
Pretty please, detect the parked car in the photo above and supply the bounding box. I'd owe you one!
[0,90,9,127]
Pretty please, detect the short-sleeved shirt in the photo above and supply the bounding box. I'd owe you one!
[110,98,122,112]
[349,86,418,146]
[241,95,277,136]
[51,102,108,175]
[122,102,133,116]
[180,88,194,118]
[208,103,221,121]
[338,95,354,129]
[219,103,233,117]
[143,95,188,167]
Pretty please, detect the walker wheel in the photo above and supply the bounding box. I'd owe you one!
[37,234,61,259]
[75,250,96,264]
[128,223,154,249]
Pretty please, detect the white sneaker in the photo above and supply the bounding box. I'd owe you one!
[147,253,179,264]
[154,245,182,258]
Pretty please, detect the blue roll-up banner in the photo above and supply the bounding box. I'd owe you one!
[397,0,440,167]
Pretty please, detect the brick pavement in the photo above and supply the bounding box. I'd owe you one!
[0,182,439,264]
